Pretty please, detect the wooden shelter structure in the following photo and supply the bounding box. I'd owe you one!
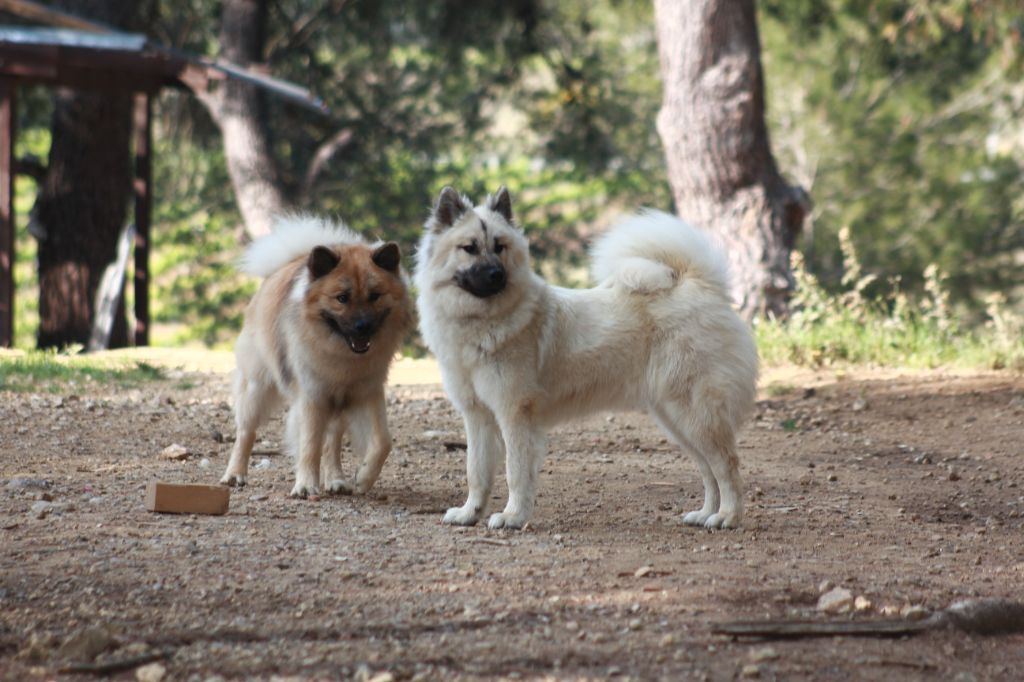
[0,3,325,348]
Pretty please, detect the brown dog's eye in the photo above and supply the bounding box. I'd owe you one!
[337,292,350,304]
[494,241,505,254]
[461,243,479,255]
[368,291,381,303]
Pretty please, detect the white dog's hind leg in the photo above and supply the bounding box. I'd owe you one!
[690,422,744,529]
[653,411,720,525]
[221,371,278,487]
[349,390,393,494]
[321,415,352,495]
[444,408,503,526]
[488,418,546,530]
[290,398,329,499]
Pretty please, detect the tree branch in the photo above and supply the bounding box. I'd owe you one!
[300,127,355,204]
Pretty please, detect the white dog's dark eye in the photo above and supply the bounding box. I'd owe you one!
[368,291,381,303]
[337,292,350,304]
[461,243,479,255]
[494,241,505,254]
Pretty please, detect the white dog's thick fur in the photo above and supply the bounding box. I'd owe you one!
[415,187,759,530]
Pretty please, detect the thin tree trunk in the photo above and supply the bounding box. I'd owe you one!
[203,0,287,240]
[653,0,809,319]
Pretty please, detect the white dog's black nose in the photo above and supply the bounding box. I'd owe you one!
[458,262,507,298]
[486,266,506,288]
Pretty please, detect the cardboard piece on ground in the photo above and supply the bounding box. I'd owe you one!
[145,482,230,515]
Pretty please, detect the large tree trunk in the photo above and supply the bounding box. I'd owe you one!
[653,0,809,319]
[35,0,142,349]
[203,0,287,239]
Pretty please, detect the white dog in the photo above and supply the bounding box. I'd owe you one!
[415,187,758,530]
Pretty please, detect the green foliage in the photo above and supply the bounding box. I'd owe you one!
[756,232,1024,370]
[7,0,1021,364]
[759,0,1024,300]
[11,124,50,348]
[148,130,255,348]
[0,352,166,393]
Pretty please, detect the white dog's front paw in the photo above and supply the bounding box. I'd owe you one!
[487,511,528,530]
[289,480,320,499]
[443,505,481,526]
[220,473,247,487]
[682,509,714,526]
[324,478,354,495]
[703,511,741,529]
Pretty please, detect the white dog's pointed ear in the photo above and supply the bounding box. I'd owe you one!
[432,186,468,230]
[487,186,513,223]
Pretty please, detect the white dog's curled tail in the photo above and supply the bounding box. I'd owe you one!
[241,214,365,277]
[589,209,731,295]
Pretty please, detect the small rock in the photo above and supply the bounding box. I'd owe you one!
[135,662,166,682]
[159,444,190,461]
[198,458,211,469]
[58,625,116,662]
[901,604,929,620]
[18,631,57,662]
[31,501,53,519]
[565,620,580,632]
[255,458,272,470]
[854,596,873,611]
[6,477,50,492]
[627,618,643,630]
[817,579,833,593]
[750,646,778,662]
[741,663,761,677]
[634,565,654,578]
[817,587,854,613]
[659,633,676,647]
[852,398,868,411]
[366,674,394,682]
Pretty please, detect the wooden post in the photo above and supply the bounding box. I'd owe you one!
[0,79,15,348]
[132,91,151,346]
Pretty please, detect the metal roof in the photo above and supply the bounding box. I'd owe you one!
[0,26,148,51]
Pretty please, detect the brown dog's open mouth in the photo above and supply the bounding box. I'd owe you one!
[347,336,371,354]
[322,314,372,354]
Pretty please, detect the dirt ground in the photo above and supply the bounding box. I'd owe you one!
[2,354,1023,681]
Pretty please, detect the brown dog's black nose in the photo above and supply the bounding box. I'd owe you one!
[353,317,374,336]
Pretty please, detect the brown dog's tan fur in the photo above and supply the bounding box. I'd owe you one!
[220,216,411,498]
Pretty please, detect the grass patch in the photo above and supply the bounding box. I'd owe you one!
[756,229,1024,371]
[0,352,168,393]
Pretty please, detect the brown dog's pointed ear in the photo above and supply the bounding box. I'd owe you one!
[371,242,401,273]
[487,186,513,223]
[309,246,340,279]
[433,186,468,229]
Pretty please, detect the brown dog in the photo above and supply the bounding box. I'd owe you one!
[220,215,412,498]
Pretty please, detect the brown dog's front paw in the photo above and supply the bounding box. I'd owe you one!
[220,473,247,487]
[324,479,354,495]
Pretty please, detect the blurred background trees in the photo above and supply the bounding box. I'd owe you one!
[5,0,1022,350]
